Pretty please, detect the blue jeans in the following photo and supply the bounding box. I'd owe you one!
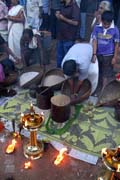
[56,40,74,68]
[80,13,86,39]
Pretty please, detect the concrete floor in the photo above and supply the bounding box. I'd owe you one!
[0,130,103,180]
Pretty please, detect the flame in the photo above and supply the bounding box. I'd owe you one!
[101,148,107,155]
[54,148,67,165]
[6,139,17,154]
[117,164,120,172]
[21,113,24,117]
[30,102,33,107]
[25,120,28,127]
[13,132,18,137]
[24,161,31,169]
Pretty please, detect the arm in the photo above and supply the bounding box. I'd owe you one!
[74,80,83,94]
[92,39,97,63]
[56,13,79,26]
[20,38,27,67]
[7,10,25,23]
[68,78,74,94]
[112,27,120,65]
[3,44,20,63]
[36,34,44,65]
[56,3,80,26]
[112,42,119,65]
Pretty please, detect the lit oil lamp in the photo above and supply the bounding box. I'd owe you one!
[54,147,67,166]
[6,139,17,154]
[98,146,120,180]
[21,103,44,160]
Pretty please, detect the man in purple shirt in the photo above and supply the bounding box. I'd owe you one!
[92,10,119,90]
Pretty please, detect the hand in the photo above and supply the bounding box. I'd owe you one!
[14,57,21,64]
[58,14,64,20]
[56,11,60,16]
[112,57,117,65]
[55,11,60,19]
[7,15,11,20]
[0,17,8,21]
[91,54,97,63]
[56,12,64,20]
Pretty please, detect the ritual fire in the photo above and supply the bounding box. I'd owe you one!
[6,139,17,154]
[54,147,67,165]
[21,103,44,160]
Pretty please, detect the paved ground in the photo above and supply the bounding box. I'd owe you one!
[0,129,103,180]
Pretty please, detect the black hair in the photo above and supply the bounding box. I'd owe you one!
[22,28,34,39]
[63,60,76,76]
[101,10,113,23]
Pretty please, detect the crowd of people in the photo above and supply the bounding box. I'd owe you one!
[0,0,120,97]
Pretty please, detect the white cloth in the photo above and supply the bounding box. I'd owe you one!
[29,36,38,49]
[61,43,99,94]
[88,59,99,94]
[26,0,43,29]
[8,5,25,61]
[75,0,81,8]
[26,0,43,17]
[62,43,93,71]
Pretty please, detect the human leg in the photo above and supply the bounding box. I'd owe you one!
[50,9,57,39]
[101,55,114,89]
[63,41,74,55]
[56,40,64,68]
[80,12,87,39]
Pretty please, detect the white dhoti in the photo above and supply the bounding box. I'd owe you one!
[8,5,25,61]
[88,59,99,94]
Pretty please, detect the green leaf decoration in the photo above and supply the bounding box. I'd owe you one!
[93,112,109,120]
[80,135,94,150]
[71,135,78,143]
[0,90,120,156]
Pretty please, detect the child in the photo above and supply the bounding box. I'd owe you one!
[92,10,119,90]
[20,28,43,67]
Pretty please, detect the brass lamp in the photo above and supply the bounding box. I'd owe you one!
[21,104,44,160]
[98,147,120,180]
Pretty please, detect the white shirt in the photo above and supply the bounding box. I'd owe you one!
[62,43,93,70]
[62,43,99,93]
[26,0,43,17]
